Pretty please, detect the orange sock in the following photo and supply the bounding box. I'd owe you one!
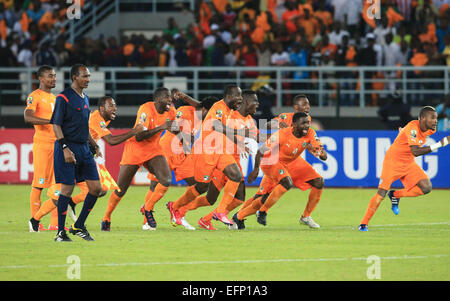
[393,186,424,198]
[360,193,384,225]
[173,185,200,210]
[144,184,169,211]
[50,207,58,227]
[225,198,243,213]
[103,192,122,222]
[302,187,323,217]
[215,180,241,213]
[30,187,42,217]
[241,196,255,210]
[33,199,56,221]
[178,195,210,217]
[259,184,288,213]
[237,197,263,220]
[203,209,216,222]
[142,189,153,224]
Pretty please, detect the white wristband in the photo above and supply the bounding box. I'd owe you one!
[430,142,442,152]
[443,137,449,147]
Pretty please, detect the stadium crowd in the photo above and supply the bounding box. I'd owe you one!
[0,0,449,105]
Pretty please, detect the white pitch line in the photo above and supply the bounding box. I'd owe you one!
[1,254,449,270]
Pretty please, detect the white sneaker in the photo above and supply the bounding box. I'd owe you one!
[299,216,320,229]
[181,217,195,230]
[228,223,238,230]
[142,223,156,231]
[67,204,77,222]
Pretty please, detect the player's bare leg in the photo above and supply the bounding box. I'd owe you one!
[300,177,324,229]
[256,176,293,226]
[212,163,242,225]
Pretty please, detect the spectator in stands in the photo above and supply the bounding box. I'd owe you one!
[203,23,219,49]
[289,41,308,90]
[271,43,289,67]
[0,36,17,66]
[374,17,396,46]
[336,34,357,105]
[357,33,377,104]
[296,7,319,43]
[257,41,272,69]
[398,39,412,66]
[394,23,411,45]
[224,43,236,67]
[187,37,203,66]
[443,34,450,66]
[104,36,124,66]
[342,0,362,37]
[27,0,44,23]
[54,35,70,66]
[328,21,349,46]
[415,0,439,24]
[383,33,402,92]
[17,39,33,67]
[239,42,258,78]
[35,40,58,66]
[164,17,179,37]
[140,40,157,67]
[222,3,236,29]
[436,17,450,53]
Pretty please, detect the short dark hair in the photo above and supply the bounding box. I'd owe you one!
[70,64,87,81]
[37,65,53,78]
[242,89,257,98]
[293,94,308,104]
[201,96,219,110]
[98,96,112,108]
[224,84,239,97]
[292,111,309,124]
[154,87,169,100]
[419,106,436,118]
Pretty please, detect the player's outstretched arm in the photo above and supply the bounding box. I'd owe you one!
[24,109,51,125]
[174,91,201,108]
[247,144,269,184]
[411,136,450,157]
[102,123,144,146]
[135,120,174,141]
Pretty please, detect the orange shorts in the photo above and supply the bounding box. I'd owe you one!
[211,158,243,190]
[256,175,278,195]
[120,143,164,166]
[194,153,237,183]
[147,153,195,182]
[32,142,54,188]
[378,160,428,191]
[288,157,322,191]
[46,181,89,200]
[261,162,290,183]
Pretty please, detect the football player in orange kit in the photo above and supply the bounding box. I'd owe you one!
[241,94,327,229]
[101,87,198,231]
[172,89,259,230]
[359,106,449,231]
[232,111,326,229]
[25,65,57,232]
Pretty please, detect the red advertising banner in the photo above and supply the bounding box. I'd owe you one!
[0,128,135,184]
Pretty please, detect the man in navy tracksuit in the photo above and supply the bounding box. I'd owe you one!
[50,64,103,242]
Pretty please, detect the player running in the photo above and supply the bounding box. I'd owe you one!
[359,106,449,231]
[101,87,197,231]
[238,94,327,229]
[171,90,259,230]
[233,112,325,229]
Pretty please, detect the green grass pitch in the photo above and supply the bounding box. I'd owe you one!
[1,185,449,281]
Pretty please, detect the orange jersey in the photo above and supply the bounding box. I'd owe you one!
[263,127,321,167]
[229,110,259,159]
[159,106,201,154]
[200,99,235,154]
[89,110,111,143]
[121,102,176,164]
[384,120,436,166]
[25,89,56,144]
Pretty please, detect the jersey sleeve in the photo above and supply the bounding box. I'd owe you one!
[405,124,421,146]
[90,118,112,140]
[306,128,322,149]
[49,95,67,126]
[25,92,38,111]
[137,105,153,130]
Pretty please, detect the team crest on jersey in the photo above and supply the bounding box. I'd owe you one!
[140,112,147,123]
[54,190,61,197]
[216,110,223,118]
[39,178,44,184]
[293,148,298,155]
[203,175,210,181]
[302,142,307,148]
[27,96,33,105]
[100,121,107,129]
[279,169,285,175]
[176,111,183,118]
[410,129,417,139]
[280,114,287,120]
